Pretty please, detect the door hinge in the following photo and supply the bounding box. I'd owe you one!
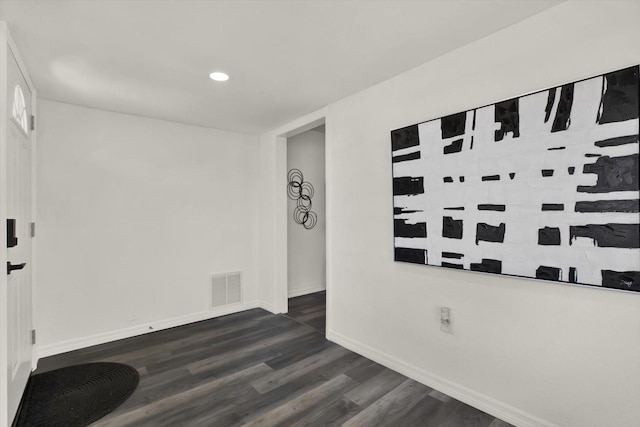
[31,329,36,345]
[30,115,35,131]
[30,222,35,238]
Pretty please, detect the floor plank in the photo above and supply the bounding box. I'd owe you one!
[250,345,350,393]
[342,379,432,427]
[439,403,497,427]
[286,291,326,333]
[344,367,407,407]
[243,374,358,426]
[28,302,513,426]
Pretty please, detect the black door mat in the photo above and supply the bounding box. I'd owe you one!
[14,362,139,427]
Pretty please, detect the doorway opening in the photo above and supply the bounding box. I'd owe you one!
[284,125,326,334]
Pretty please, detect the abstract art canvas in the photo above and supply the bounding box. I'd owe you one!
[391,65,640,292]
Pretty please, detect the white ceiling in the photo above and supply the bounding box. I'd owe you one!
[0,0,562,133]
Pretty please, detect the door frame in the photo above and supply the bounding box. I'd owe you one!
[267,108,330,327]
[0,21,38,427]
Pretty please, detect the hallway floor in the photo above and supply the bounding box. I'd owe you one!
[34,308,513,426]
[284,291,326,333]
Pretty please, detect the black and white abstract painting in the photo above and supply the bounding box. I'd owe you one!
[391,65,640,293]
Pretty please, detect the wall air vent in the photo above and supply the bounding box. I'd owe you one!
[210,271,242,308]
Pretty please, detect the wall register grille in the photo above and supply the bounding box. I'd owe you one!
[210,271,242,308]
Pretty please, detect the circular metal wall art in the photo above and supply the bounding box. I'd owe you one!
[287,168,318,230]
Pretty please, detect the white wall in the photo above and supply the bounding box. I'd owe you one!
[260,2,640,426]
[36,100,260,354]
[287,129,326,297]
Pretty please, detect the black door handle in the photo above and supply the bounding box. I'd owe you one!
[7,262,26,275]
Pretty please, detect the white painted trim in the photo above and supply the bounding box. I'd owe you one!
[268,108,328,316]
[257,300,276,314]
[274,135,288,314]
[0,22,9,427]
[324,116,334,335]
[271,106,328,139]
[38,301,264,359]
[327,329,558,427]
[6,31,35,93]
[288,285,326,298]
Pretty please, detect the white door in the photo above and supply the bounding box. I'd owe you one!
[3,36,34,425]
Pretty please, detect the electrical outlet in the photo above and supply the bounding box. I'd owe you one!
[440,307,453,334]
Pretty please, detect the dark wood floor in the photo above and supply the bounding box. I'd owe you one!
[284,291,326,333]
[33,303,513,426]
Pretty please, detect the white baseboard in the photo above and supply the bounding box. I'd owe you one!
[37,301,263,359]
[258,300,276,313]
[288,285,326,298]
[326,329,557,427]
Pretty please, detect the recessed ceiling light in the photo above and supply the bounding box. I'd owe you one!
[209,71,229,82]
